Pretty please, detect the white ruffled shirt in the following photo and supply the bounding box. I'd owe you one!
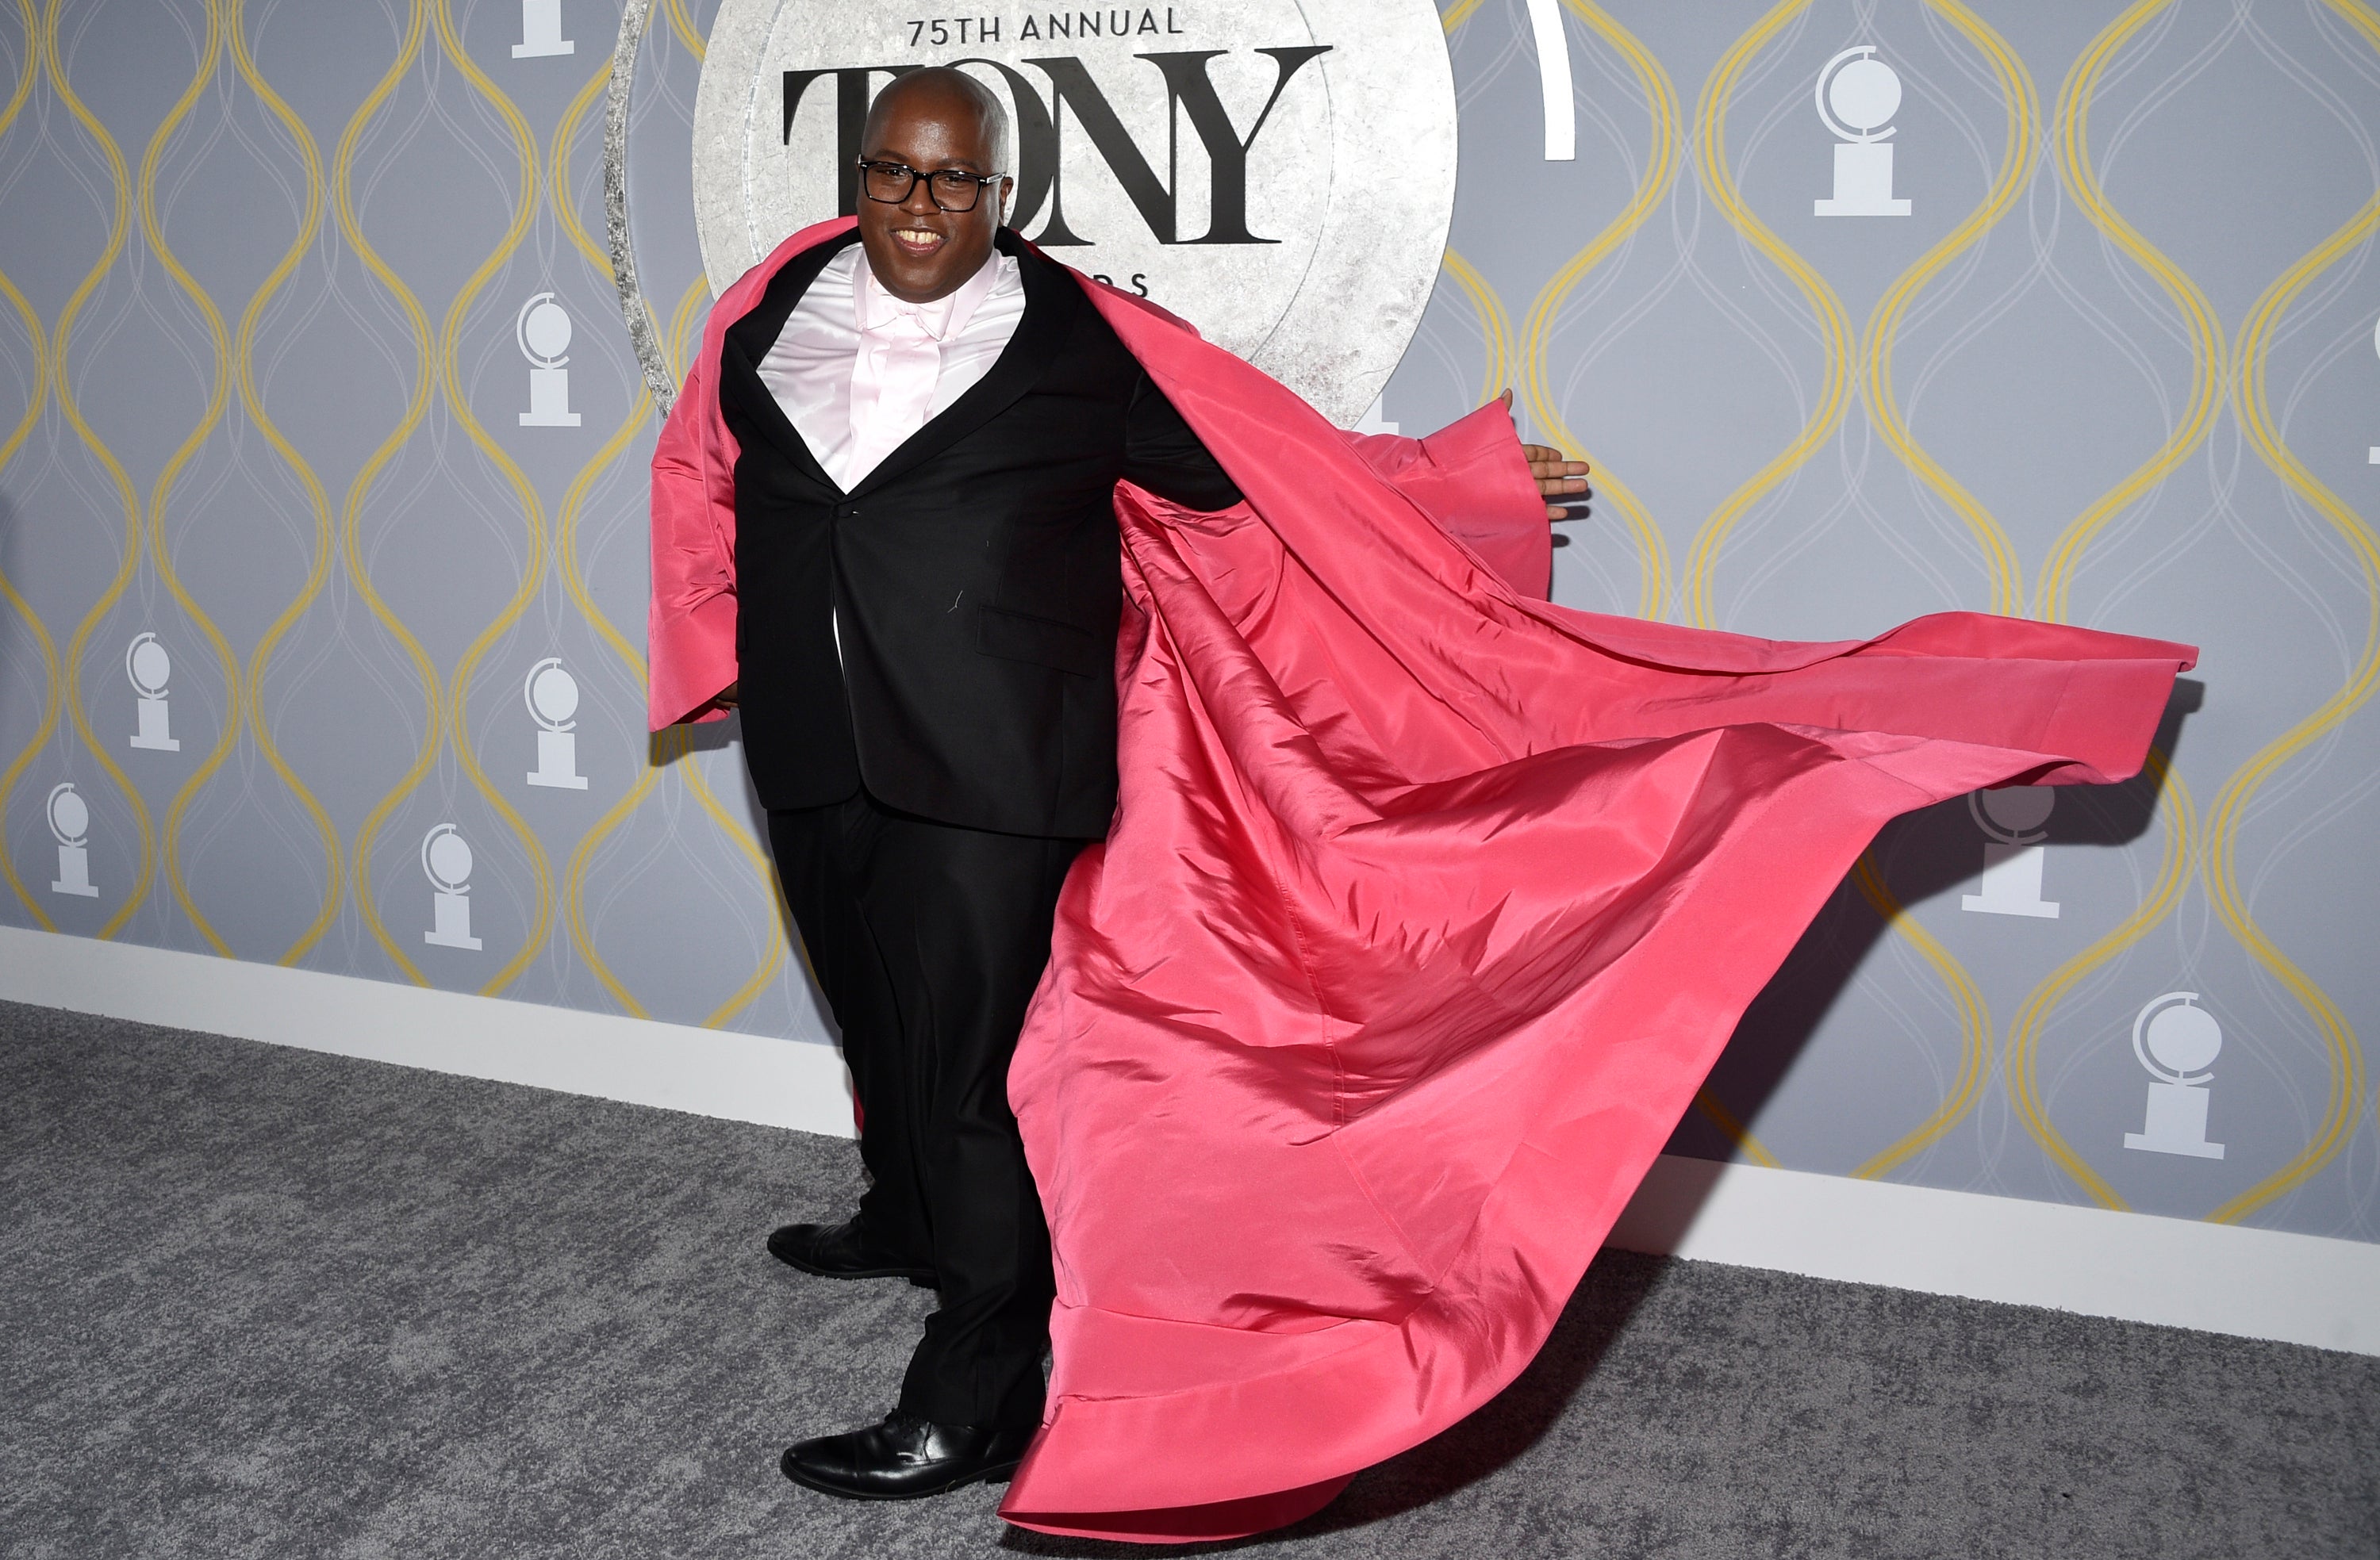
[754,243,1026,493]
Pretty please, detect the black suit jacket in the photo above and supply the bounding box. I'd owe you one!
[718,229,1243,837]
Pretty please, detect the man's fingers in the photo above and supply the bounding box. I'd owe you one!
[1521,435,1591,516]
[1522,447,1591,477]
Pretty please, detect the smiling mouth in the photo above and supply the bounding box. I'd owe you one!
[889,227,945,256]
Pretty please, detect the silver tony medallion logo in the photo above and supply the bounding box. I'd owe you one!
[678,1,1456,425]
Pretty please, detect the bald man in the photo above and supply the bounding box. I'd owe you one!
[654,67,1585,1501]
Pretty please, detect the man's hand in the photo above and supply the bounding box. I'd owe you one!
[708,680,740,712]
[1499,389,1591,522]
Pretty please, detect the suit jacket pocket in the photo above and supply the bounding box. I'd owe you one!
[976,604,1107,678]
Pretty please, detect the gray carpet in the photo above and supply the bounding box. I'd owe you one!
[0,999,2370,1559]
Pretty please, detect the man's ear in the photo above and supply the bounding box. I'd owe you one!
[999,174,1014,225]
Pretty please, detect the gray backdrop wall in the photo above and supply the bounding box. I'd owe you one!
[2,0,2375,1248]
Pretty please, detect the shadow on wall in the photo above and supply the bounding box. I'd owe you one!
[1668,678,2206,1167]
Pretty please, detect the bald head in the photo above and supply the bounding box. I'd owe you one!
[864,67,1012,179]
[854,66,1016,304]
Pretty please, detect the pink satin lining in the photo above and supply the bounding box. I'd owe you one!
[992,283,2189,1539]
[647,220,2193,1543]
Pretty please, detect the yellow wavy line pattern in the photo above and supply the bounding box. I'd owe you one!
[425,0,553,998]
[1683,0,1853,631]
[227,0,344,964]
[0,0,791,1025]
[43,0,155,941]
[334,0,440,987]
[1447,0,1763,1156]
[550,35,784,1030]
[1857,0,2030,615]
[1516,0,1677,620]
[1683,0,1964,1171]
[2197,0,2380,1224]
[1848,848,1996,1182]
[551,49,666,1020]
[2034,0,2225,623]
[1465,0,2365,1216]
[1,0,2370,1229]
[1988,0,2374,1221]
[665,0,708,60]
[0,0,59,927]
[137,4,244,958]
[1438,249,1510,410]
[2007,753,2195,1209]
[1831,1,2039,1179]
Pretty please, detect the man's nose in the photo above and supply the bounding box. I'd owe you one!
[900,178,939,216]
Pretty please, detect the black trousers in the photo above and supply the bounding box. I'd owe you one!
[766,791,1088,1430]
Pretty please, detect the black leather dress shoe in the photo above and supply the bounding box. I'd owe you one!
[766,1220,935,1287]
[780,1410,1035,1501]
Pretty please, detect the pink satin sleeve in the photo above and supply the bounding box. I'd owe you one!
[990,265,2196,1544]
[1339,404,1553,599]
[645,215,864,732]
[647,348,740,729]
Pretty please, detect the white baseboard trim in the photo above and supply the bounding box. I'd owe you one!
[1606,1149,2380,1355]
[6,926,2374,1356]
[0,926,857,1140]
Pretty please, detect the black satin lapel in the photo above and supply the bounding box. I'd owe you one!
[722,335,837,490]
[720,232,861,492]
[725,229,858,363]
[848,236,1084,500]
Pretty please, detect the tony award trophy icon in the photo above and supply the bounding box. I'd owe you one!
[125,632,180,752]
[2123,992,2226,1159]
[1960,787,2060,918]
[512,0,573,58]
[47,783,98,898]
[516,293,582,428]
[421,823,484,951]
[1814,46,1912,217]
[524,657,588,790]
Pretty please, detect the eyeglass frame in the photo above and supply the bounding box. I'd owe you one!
[854,158,1008,213]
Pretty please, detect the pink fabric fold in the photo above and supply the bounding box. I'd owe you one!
[988,284,2191,1540]
[647,220,2193,1544]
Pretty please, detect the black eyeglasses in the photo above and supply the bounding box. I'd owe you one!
[856,159,1004,213]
